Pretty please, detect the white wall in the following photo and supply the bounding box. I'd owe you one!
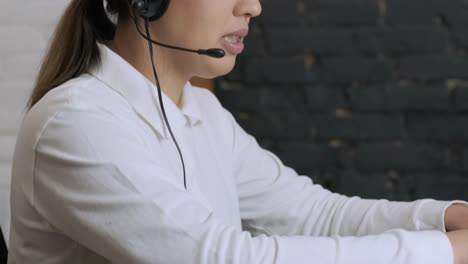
[0,0,68,193]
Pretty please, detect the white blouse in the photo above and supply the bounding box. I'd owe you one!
[8,44,468,264]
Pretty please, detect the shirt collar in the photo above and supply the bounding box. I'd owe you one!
[88,43,203,139]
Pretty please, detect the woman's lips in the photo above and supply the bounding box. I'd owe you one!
[222,37,245,55]
[222,28,248,55]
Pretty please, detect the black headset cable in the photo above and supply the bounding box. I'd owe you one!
[138,16,188,191]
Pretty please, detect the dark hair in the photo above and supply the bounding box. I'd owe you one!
[27,0,131,109]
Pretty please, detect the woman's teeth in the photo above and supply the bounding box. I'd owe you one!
[224,35,241,43]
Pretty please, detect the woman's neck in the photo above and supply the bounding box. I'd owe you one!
[111,21,188,109]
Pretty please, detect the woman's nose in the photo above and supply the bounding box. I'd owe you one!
[234,0,262,18]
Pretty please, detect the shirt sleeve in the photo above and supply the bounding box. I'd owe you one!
[225,107,468,237]
[29,108,455,264]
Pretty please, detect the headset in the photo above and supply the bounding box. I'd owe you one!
[130,0,226,58]
[129,0,226,191]
[131,0,170,21]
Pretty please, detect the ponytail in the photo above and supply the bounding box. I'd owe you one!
[28,0,122,109]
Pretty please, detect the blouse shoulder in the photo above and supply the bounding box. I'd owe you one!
[20,74,135,153]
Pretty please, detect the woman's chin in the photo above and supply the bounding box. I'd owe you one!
[200,55,237,79]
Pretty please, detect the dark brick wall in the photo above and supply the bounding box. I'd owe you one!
[216,0,468,201]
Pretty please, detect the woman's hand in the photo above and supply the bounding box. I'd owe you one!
[445,204,468,232]
[447,230,468,264]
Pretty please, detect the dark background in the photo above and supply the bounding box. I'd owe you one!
[216,0,468,201]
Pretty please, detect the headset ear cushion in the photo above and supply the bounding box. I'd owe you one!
[145,0,171,21]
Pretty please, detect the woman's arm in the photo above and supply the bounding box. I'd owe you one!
[445,203,468,231]
[21,108,455,264]
[223,107,468,237]
[447,230,468,264]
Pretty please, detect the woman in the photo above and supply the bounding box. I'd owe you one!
[7,0,468,263]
